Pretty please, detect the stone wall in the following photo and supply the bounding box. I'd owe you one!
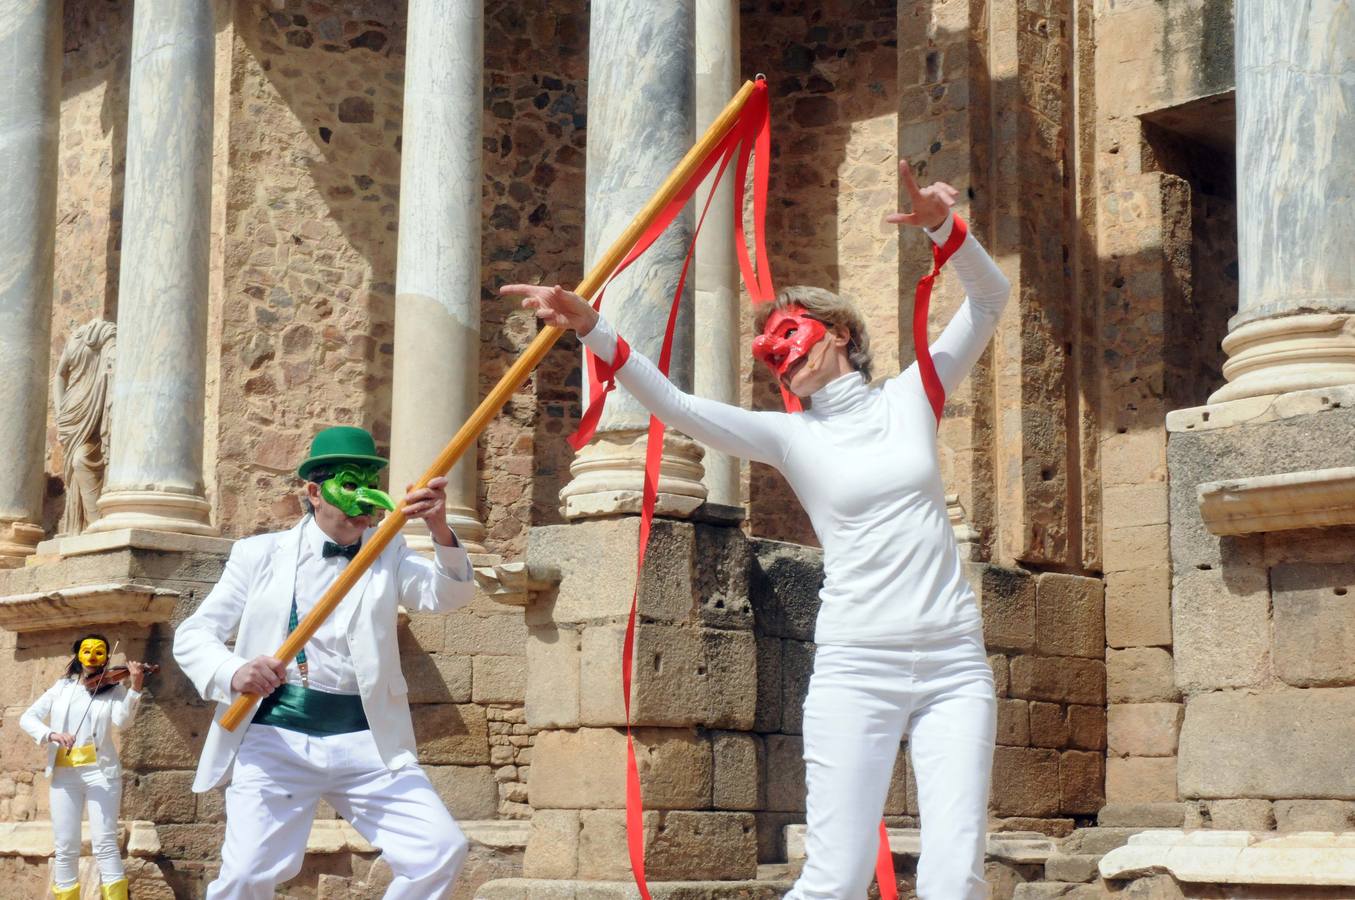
[1169,394,1355,830]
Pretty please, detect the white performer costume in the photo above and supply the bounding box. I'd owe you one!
[580,211,1009,898]
[21,671,141,896]
[174,515,476,899]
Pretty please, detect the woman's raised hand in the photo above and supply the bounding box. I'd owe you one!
[499,283,599,336]
[886,160,958,231]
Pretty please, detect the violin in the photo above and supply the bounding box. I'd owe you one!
[81,663,159,693]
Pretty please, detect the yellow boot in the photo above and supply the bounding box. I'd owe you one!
[101,879,129,900]
[51,885,80,900]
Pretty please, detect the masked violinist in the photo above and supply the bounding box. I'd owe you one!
[20,634,147,900]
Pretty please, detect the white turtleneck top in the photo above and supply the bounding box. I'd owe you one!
[581,212,1010,646]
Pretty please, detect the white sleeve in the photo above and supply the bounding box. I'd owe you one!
[111,686,142,729]
[580,316,792,468]
[19,681,60,744]
[173,540,254,704]
[396,536,476,613]
[896,211,1011,397]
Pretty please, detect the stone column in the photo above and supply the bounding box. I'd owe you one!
[89,0,216,535]
[0,1,61,564]
[389,0,488,553]
[1209,0,1355,403]
[693,0,742,509]
[558,0,708,519]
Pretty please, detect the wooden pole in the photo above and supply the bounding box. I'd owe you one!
[219,79,761,731]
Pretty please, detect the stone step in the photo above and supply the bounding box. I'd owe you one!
[474,879,793,899]
[1043,853,1102,883]
[1058,826,1141,857]
[1012,883,1102,899]
[784,825,1058,866]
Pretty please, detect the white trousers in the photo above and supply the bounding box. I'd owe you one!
[50,765,124,888]
[787,630,997,900]
[206,725,468,900]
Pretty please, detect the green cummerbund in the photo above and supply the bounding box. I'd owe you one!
[253,684,369,736]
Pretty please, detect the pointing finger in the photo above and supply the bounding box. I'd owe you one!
[900,161,923,200]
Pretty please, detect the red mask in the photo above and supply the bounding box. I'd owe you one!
[751,306,828,379]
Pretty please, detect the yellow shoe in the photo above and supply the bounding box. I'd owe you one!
[51,885,80,900]
[101,879,129,900]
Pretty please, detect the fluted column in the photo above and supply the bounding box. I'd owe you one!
[0,0,61,564]
[1209,0,1355,403]
[559,0,707,519]
[693,0,742,509]
[90,0,216,535]
[390,0,487,553]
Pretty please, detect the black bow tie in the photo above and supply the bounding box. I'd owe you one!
[322,540,361,561]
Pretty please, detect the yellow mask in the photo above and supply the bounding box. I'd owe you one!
[78,639,107,669]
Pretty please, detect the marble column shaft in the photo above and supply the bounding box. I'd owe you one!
[1212,0,1355,402]
[390,0,487,551]
[0,0,61,559]
[92,0,216,535]
[694,0,742,508]
[560,0,707,519]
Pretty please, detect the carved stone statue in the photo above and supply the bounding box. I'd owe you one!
[53,320,116,535]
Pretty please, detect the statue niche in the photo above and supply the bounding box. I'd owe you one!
[53,320,116,535]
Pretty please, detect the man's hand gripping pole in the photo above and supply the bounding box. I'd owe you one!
[217,79,762,732]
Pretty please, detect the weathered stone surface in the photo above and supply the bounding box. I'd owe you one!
[413,703,490,765]
[749,539,822,642]
[754,636,783,733]
[529,728,712,810]
[525,624,580,729]
[118,703,214,771]
[425,765,499,820]
[1035,573,1104,659]
[1106,756,1177,803]
[1096,803,1190,828]
[1104,524,1169,575]
[1208,798,1275,831]
[472,655,527,704]
[1028,701,1067,749]
[998,698,1032,747]
[764,734,805,813]
[577,809,757,880]
[1105,568,1172,648]
[1172,567,1270,691]
[1179,688,1355,798]
[1044,852,1101,883]
[445,608,530,657]
[403,651,473,704]
[578,624,756,729]
[1272,562,1355,687]
[780,639,815,735]
[972,564,1037,652]
[1107,648,1178,703]
[1273,799,1355,832]
[990,747,1061,817]
[712,731,762,811]
[1059,750,1105,816]
[522,809,579,879]
[1010,656,1105,705]
[1067,704,1107,751]
[1108,702,1183,758]
[121,771,197,824]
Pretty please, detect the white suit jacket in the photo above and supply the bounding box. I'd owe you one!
[19,678,141,778]
[173,518,475,792]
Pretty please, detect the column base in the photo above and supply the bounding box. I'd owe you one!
[87,488,217,536]
[559,430,707,520]
[1209,312,1355,404]
[401,505,488,554]
[0,520,45,568]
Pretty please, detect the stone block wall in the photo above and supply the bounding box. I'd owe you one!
[1168,394,1355,830]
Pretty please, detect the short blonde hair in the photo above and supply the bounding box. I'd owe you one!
[754,285,873,381]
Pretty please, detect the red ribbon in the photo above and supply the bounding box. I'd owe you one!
[913,212,969,424]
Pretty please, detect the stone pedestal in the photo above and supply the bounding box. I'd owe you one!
[518,517,759,881]
[1209,0,1355,403]
[389,0,488,553]
[693,0,742,509]
[90,0,216,536]
[0,0,62,566]
[559,0,707,518]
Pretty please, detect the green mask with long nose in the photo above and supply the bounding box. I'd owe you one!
[319,462,396,518]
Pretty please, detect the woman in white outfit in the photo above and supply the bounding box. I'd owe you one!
[20,634,146,900]
[504,162,1010,898]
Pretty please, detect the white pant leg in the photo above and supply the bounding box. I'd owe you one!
[81,769,125,884]
[786,646,912,900]
[49,769,85,889]
[907,631,996,900]
[207,726,323,900]
[323,731,467,900]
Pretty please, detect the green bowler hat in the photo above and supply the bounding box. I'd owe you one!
[297,426,389,480]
